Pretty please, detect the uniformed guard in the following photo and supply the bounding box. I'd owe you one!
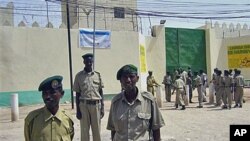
[234,70,244,108]
[73,53,104,141]
[107,64,165,141]
[222,70,233,109]
[24,75,74,141]
[172,74,186,110]
[193,71,203,108]
[162,71,172,102]
[147,71,160,96]
[215,70,223,107]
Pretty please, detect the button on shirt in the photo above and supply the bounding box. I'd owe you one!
[107,90,165,141]
[24,107,74,141]
[73,70,104,100]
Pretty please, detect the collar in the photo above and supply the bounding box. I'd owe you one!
[83,69,94,75]
[44,107,63,122]
[121,87,143,104]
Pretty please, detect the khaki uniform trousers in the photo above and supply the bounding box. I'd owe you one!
[147,86,155,95]
[197,86,203,106]
[222,87,232,107]
[165,85,171,102]
[235,86,244,105]
[175,89,185,106]
[216,87,223,106]
[79,101,101,141]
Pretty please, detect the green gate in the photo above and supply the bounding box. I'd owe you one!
[165,27,206,73]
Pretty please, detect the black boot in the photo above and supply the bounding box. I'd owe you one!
[181,105,185,110]
[175,104,178,109]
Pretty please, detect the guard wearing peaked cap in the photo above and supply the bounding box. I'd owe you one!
[82,53,94,60]
[107,64,165,141]
[73,53,104,141]
[24,75,74,141]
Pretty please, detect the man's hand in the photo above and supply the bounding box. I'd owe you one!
[100,107,104,119]
[76,109,82,120]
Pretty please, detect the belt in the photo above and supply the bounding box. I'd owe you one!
[177,88,183,89]
[81,100,100,105]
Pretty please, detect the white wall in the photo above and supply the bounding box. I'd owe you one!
[0,26,139,94]
[206,28,250,80]
[145,25,166,85]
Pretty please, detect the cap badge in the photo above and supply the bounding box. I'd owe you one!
[51,80,59,89]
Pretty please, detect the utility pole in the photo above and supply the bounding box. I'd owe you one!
[66,0,74,109]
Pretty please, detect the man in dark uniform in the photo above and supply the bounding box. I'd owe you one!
[73,53,104,141]
[24,75,74,141]
[162,71,172,102]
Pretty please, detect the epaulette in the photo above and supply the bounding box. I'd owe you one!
[62,110,74,122]
[94,71,100,75]
[25,107,44,123]
[111,92,123,103]
[141,91,155,101]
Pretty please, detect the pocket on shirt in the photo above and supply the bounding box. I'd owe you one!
[93,80,101,89]
[137,113,151,129]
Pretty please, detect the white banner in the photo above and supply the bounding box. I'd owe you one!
[79,28,111,48]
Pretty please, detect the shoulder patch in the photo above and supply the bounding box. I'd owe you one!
[141,91,155,101]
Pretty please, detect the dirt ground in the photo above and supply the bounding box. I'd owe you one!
[0,88,250,141]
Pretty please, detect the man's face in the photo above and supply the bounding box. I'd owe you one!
[120,73,139,91]
[42,89,63,109]
[84,57,93,68]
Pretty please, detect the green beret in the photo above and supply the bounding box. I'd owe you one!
[116,64,137,80]
[82,53,93,60]
[38,75,63,91]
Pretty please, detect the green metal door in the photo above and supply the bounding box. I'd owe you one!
[165,27,206,73]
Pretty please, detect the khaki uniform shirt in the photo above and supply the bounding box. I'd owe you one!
[107,90,165,141]
[24,107,74,141]
[174,78,185,89]
[147,76,158,87]
[194,75,202,87]
[224,76,232,87]
[73,70,104,100]
[236,75,244,87]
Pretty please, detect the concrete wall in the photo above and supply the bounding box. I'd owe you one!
[206,28,250,81]
[145,25,166,85]
[61,0,138,31]
[0,26,140,94]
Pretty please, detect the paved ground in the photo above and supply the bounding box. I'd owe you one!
[0,88,250,141]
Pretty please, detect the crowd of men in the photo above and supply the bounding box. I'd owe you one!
[159,67,245,110]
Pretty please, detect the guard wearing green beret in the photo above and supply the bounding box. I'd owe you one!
[24,75,74,141]
[107,64,165,141]
[73,53,104,141]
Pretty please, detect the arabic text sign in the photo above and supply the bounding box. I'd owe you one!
[228,44,250,68]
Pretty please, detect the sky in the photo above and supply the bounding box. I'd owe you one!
[1,0,250,35]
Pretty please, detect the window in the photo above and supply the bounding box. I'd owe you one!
[114,7,125,18]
